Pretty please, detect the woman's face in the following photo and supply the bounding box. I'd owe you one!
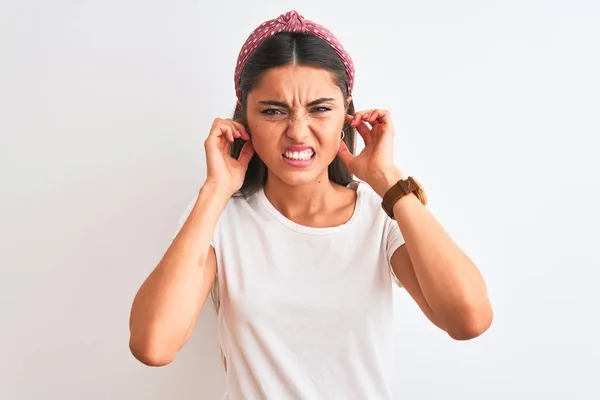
[245,65,349,187]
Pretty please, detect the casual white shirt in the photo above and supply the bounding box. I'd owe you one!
[176,181,404,399]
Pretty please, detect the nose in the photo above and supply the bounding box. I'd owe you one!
[285,115,310,142]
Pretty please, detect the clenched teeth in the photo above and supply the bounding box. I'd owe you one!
[283,149,314,160]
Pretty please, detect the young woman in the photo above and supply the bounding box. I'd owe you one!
[129,10,493,399]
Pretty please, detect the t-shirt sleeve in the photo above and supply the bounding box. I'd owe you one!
[385,217,405,265]
[385,217,406,288]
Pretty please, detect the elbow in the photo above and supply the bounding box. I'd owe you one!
[129,336,177,367]
[447,302,494,341]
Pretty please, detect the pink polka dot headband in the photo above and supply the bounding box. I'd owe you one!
[234,10,355,100]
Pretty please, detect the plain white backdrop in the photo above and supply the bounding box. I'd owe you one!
[1,0,599,399]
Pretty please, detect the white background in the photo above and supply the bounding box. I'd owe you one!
[1,1,599,399]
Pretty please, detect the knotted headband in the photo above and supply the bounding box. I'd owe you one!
[234,10,355,100]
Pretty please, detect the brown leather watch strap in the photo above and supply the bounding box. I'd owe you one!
[381,176,426,219]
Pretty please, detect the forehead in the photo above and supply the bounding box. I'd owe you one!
[250,65,342,100]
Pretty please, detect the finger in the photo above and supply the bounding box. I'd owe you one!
[365,109,392,126]
[350,110,375,126]
[207,119,235,143]
[208,118,241,143]
[347,113,373,144]
[222,124,237,143]
[231,120,250,140]
[237,140,255,167]
[205,129,229,154]
[337,140,354,168]
[220,136,231,156]
[353,120,372,145]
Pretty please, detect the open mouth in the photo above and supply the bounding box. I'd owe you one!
[282,149,315,161]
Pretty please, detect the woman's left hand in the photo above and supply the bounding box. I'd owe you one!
[337,109,405,197]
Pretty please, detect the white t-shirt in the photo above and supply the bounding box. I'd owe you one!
[177,181,404,400]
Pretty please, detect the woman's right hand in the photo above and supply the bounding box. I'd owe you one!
[203,118,254,196]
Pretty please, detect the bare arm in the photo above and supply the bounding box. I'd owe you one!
[338,109,492,340]
[128,183,229,366]
[371,169,492,341]
[390,244,446,331]
[386,183,493,340]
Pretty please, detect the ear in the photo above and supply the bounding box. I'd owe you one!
[345,95,353,108]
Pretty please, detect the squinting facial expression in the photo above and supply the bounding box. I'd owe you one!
[245,65,348,186]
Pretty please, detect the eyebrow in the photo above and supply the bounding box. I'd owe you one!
[258,97,336,108]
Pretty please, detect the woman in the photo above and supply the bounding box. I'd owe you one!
[129,10,493,399]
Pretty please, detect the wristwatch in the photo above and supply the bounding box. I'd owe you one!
[381,176,427,219]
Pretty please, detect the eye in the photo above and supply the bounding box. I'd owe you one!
[311,106,332,113]
[261,108,285,116]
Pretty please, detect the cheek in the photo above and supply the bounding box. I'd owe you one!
[247,122,280,158]
[314,133,342,164]
[315,111,345,132]
[314,119,343,145]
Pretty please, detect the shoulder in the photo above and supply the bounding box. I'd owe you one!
[351,180,386,213]
[224,189,261,214]
[345,180,393,232]
[216,189,265,232]
[352,181,405,258]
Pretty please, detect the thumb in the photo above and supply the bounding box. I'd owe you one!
[237,140,255,167]
[337,140,354,168]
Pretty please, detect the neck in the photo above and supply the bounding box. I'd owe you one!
[263,171,339,219]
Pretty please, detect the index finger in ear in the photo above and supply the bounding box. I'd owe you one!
[231,120,250,140]
[353,120,373,145]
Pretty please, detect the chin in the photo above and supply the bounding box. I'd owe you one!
[266,155,329,187]
[278,172,322,187]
